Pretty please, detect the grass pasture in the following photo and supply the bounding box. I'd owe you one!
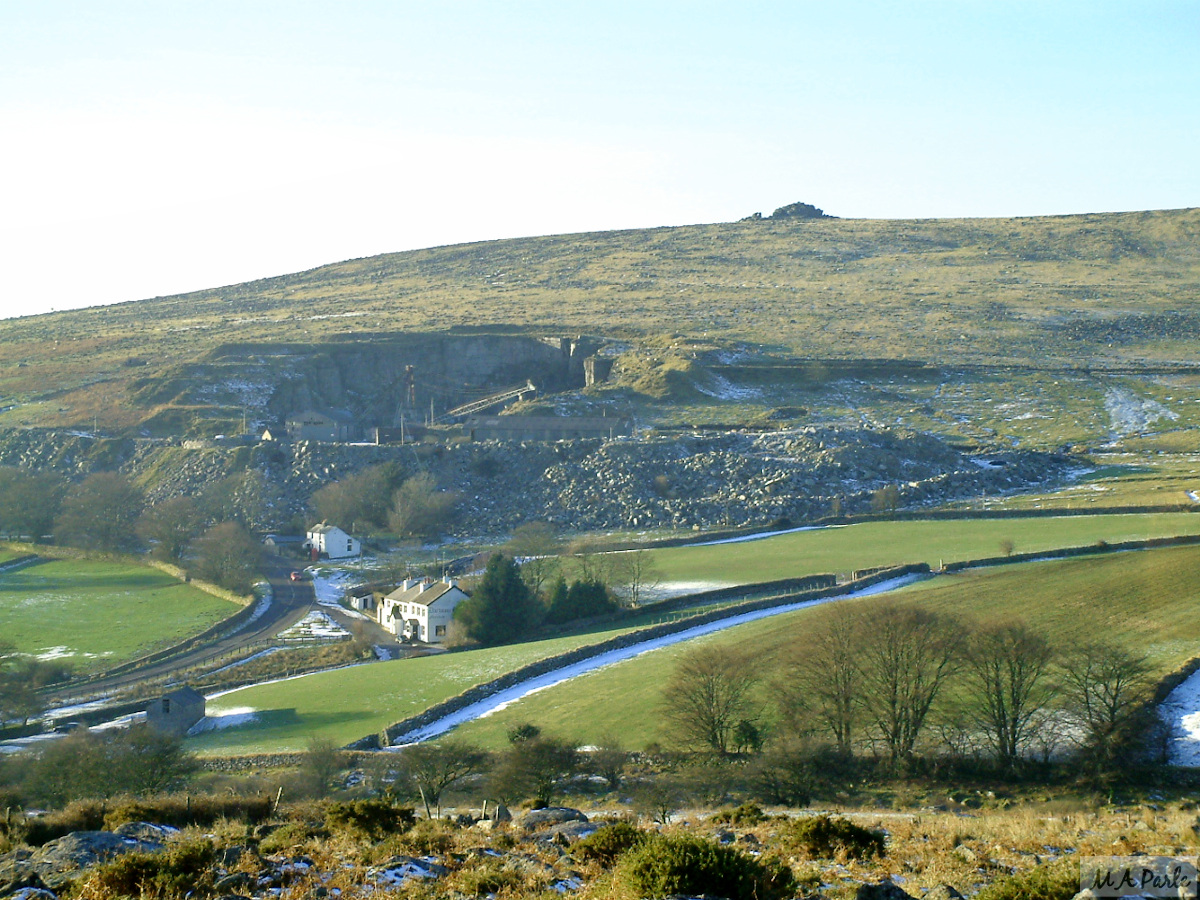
[189,513,1200,754]
[646,511,1200,588]
[188,623,646,755]
[451,543,1200,749]
[0,558,239,671]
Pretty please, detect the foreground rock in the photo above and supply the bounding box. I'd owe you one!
[0,830,164,894]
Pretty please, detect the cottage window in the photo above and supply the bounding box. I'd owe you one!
[435,625,446,637]
[162,698,171,714]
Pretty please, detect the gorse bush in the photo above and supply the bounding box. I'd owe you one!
[786,814,885,860]
[711,802,767,825]
[618,833,795,900]
[20,799,108,846]
[75,839,217,900]
[102,795,274,831]
[972,860,1079,900]
[324,799,416,839]
[573,820,647,864]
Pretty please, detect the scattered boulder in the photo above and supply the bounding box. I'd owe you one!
[367,856,448,888]
[25,831,164,891]
[7,889,59,900]
[925,886,965,900]
[518,807,588,829]
[855,880,916,900]
[537,821,601,842]
[112,822,180,843]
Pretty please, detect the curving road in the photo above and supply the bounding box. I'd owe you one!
[45,553,320,701]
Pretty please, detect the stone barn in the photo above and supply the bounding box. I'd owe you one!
[145,686,207,736]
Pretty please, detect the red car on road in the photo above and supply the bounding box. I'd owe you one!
[289,571,303,582]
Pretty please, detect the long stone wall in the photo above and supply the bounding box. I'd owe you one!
[348,564,927,750]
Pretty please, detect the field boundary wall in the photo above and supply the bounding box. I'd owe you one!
[353,564,927,750]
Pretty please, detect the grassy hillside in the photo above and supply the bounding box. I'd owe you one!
[644,511,1200,587]
[1,208,1198,431]
[190,514,1200,754]
[453,544,1200,749]
[188,622,647,755]
[0,558,240,671]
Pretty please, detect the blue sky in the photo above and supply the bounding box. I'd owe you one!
[2,2,1197,319]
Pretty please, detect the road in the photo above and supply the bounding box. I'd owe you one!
[45,553,323,702]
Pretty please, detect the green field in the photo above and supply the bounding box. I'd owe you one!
[451,544,1200,750]
[189,513,1200,754]
[0,559,240,671]
[977,454,1200,511]
[189,623,647,755]
[646,511,1200,587]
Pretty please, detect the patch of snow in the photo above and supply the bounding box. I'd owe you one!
[370,859,442,885]
[1158,669,1200,767]
[639,581,733,602]
[692,524,834,547]
[1187,491,1200,504]
[278,610,351,643]
[194,378,275,412]
[310,570,370,620]
[694,373,762,401]
[189,706,259,734]
[971,458,1006,469]
[1105,388,1179,435]
[34,646,106,661]
[245,588,272,626]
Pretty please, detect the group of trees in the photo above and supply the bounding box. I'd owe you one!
[664,601,1155,774]
[0,641,72,728]
[375,724,624,816]
[0,725,197,806]
[310,464,459,540]
[0,466,262,593]
[452,526,657,646]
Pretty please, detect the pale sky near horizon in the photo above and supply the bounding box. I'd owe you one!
[2,2,1197,321]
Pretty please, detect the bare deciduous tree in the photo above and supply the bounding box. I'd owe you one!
[54,472,144,552]
[962,621,1057,769]
[1059,641,1151,767]
[662,645,760,755]
[397,739,487,819]
[388,473,459,539]
[504,521,562,597]
[856,603,962,766]
[490,734,578,808]
[622,549,661,608]
[191,521,262,593]
[301,735,346,798]
[776,606,862,755]
[137,496,203,562]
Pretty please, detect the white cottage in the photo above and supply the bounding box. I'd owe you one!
[379,578,468,643]
[305,523,361,560]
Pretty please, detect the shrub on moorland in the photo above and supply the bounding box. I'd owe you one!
[785,814,885,860]
[21,799,108,846]
[75,839,216,900]
[392,818,457,856]
[617,832,795,900]
[258,820,324,854]
[102,794,274,831]
[972,861,1079,900]
[324,799,416,840]
[711,802,767,826]
[574,820,647,864]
